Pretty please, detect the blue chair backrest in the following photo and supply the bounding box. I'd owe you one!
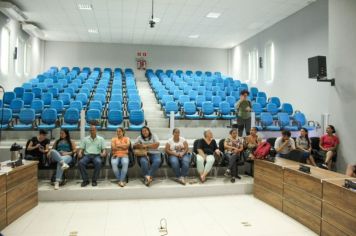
[226,96,236,108]
[59,93,71,105]
[0,108,12,124]
[161,95,173,106]
[86,109,101,124]
[50,100,64,112]
[278,112,290,127]
[42,108,57,124]
[19,108,35,124]
[165,101,179,114]
[178,95,190,105]
[128,101,141,112]
[188,90,198,100]
[266,103,278,115]
[129,110,144,125]
[108,110,123,125]
[10,99,24,113]
[261,112,274,127]
[89,101,103,111]
[256,97,267,108]
[22,83,32,92]
[202,102,214,115]
[252,103,262,114]
[31,100,44,113]
[108,101,122,111]
[269,97,281,108]
[250,87,259,97]
[14,87,24,99]
[294,112,306,126]
[212,96,222,107]
[219,101,231,115]
[64,108,79,124]
[32,87,42,99]
[23,92,34,106]
[257,92,267,99]
[3,92,16,105]
[70,101,83,111]
[183,102,197,115]
[42,93,53,106]
[76,93,88,106]
[281,103,293,115]
[173,90,184,100]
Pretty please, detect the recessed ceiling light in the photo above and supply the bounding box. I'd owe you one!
[78,3,92,10]
[88,29,98,34]
[206,12,221,19]
[188,34,199,39]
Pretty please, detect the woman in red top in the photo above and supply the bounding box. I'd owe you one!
[319,125,339,170]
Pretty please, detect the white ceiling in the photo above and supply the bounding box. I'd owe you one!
[11,0,314,49]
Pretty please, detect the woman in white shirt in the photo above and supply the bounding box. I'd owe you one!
[165,128,190,185]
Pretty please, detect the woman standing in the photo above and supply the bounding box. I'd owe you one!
[296,128,317,166]
[224,129,244,183]
[47,129,76,190]
[133,126,161,186]
[165,128,191,185]
[111,127,130,187]
[235,90,252,136]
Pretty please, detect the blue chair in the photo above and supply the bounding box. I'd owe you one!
[260,112,280,131]
[61,108,80,130]
[127,101,141,113]
[10,99,24,119]
[59,93,71,108]
[0,108,12,129]
[48,88,59,99]
[256,96,267,108]
[183,102,200,119]
[69,101,83,111]
[75,93,88,107]
[42,93,53,108]
[205,91,213,101]
[266,103,279,120]
[178,95,190,106]
[173,90,184,101]
[268,97,281,109]
[257,92,267,99]
[216,91,226,101]
[108,101,122,111]
[202,102,218,119]
[164,101,181,118]
[107,110,124,131]
[50,100,64,117]
[38,108,58,130]
[14,87,24,99]
[250,87,259,98]
[277,113,298,131]
[212,96,222,110]
[195,95,206,109]
[252,102,263,120]
[89,101,103,112]
[22,92,34,108]
[3,92,16,107]
[93,93,106,105]
[219,101,235,119]
[226,96,236,111]
[31,100,44,118]
[128,110,145,131]
[293,112,314,130]
[22,83,32,92]
[183,86,193,95]
[281,103,294,117]
[85,109,102,130]
[13,109,35,130]
[64,87,75,98]
[188,90,198,101]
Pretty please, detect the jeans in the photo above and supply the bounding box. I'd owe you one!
[49,150,72,182]
[236,117,251,136]
[196,154,215,174]
[111,156,129,182]
[225,152,240,177]
[78,154,102,182]
[139,153,161,177]
[168,154,191,178]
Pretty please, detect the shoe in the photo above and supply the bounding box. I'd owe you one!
[321,163,329,170]
[177,177,186,185]
[54,181,59,190]
[81,181,89,187]
[144,177,150,187]
[92,181,98,186]
[236,175,241,180]
[224,169,231,177]
[230,177,236,183]
[118,181,125,187]
[61,162,70,171]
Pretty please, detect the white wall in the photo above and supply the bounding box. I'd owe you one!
[328,0,356,171]
[44,41,229,76]
[0,13,44,91]
[230,0,330,122]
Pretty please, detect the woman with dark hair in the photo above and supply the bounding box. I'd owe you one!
[244,127,262,160]
[133,126,161,186]
[224,128,244,183]
[235,90,252,136]
[48,129,76,190]
[111,127,130,187]
[319,125,339,170]
[165,128,190,185]
[296,128,316,166]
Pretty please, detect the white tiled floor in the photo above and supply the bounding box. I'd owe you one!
[2,195,317,236]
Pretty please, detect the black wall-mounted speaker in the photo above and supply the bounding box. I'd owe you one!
[308,56,327,78]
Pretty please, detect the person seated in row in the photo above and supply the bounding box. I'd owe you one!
[275,130,295,158]
[319,125,339,170]
[133,126,161,186]
[243,127,262,160]
[224,128,244,183]
[111,127,130,187]
[78,125,107,187]
[25,129,50,166]
[196,129,221,183]
[47,129,77,190]
[165,128,191,185]
[346,164,356,177]
[295,128,316,166]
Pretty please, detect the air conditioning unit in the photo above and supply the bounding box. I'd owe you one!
[22,23,44,38]
[0,1,27,21]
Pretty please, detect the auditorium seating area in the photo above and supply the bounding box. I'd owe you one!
[0,66,146,131]
[146,69,316,131]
